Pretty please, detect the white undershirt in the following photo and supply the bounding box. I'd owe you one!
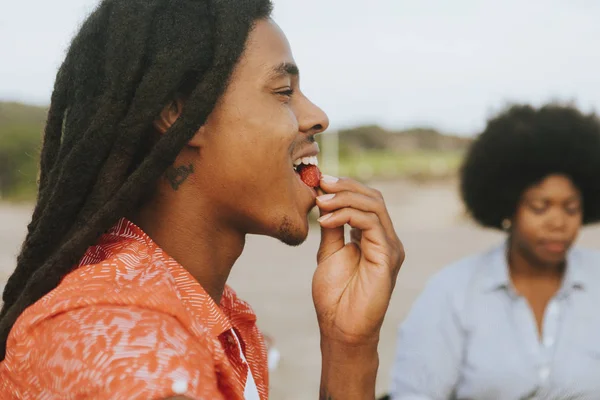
[231,330,260,400]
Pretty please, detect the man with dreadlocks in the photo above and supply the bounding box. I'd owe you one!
[0,0,404,399]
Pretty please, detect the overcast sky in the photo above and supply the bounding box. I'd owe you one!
[1,0,599,135]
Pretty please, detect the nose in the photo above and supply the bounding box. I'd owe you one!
[547,209,567,230]
[298,95,329,137]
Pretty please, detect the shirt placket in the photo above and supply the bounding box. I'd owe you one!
[514,293,564,399]
[538,297,561,384]
[220,330,250,388]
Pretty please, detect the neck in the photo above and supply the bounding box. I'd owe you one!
[508,241,564,282]
[132,194,245,304]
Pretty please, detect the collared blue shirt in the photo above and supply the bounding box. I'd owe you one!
[390,243,600,400]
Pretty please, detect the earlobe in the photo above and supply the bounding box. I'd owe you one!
[153,98,184,134]
[187,125,206,148]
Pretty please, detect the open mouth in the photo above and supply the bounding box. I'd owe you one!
[293,156,321,188]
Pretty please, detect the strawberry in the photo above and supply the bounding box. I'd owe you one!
[297,164,321,188]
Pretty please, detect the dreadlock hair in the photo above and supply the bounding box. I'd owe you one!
[0,0,273,360]
[460,103,600,230]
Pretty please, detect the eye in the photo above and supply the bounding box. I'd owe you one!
[564,201,582,215]
[528,201,547,214]
[275,88,294,98]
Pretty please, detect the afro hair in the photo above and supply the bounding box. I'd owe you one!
[460,103,600,229]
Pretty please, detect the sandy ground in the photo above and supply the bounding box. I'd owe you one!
[2,180,600,399]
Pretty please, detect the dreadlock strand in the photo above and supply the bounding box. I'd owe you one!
[1,0,162,308]
[67,0,221,216]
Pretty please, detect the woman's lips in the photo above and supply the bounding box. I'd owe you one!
[540,241,567,253]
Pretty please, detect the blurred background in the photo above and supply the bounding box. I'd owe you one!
[1,0,600,399]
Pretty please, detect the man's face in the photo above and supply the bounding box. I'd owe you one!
[188,18,329,245]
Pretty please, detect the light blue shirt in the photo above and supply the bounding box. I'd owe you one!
[390,243,600,400]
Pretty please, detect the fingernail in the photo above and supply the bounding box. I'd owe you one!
[321,175,339,184]
[317,213,333,222]
[317,194,335,202]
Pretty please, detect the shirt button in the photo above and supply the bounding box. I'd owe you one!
[547,302,559,317]
[172,379,189,394]
[539,366,551,381]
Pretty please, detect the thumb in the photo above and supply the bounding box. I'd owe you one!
[317,203,345,263]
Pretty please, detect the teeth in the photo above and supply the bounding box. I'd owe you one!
[293,155,319,168]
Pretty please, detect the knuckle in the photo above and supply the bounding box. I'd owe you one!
[368,212,379,223]
[397,245,406,265]
[371,188,384,199]
[338,208,350,218]
[374,195,386,210]
[389,237,405,261]
[336,190,350,202]
[394,234,402,246]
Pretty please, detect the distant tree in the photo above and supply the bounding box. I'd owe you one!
[0,103,45,199]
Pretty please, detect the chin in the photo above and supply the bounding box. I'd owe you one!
[536,252,567,268]
[275,215,309,247]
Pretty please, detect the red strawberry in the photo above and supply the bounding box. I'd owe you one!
[297,164,321,188]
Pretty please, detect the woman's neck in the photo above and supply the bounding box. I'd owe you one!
[508,241,565,282]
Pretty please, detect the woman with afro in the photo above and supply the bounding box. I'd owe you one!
[389,104,600,400]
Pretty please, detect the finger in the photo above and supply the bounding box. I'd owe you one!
[316,191,395,239]
[318,208,387,252]
[317,205,345,263]
[319,177,403,258]
[320,175,383,199]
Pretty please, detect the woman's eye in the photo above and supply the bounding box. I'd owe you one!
[529,202,547,214]
[565,203,582,215]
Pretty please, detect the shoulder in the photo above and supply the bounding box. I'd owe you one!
[3,305,222,400]
[16,233,191,333]
[8,305,217,367]
[408,244,505,320]
[425,245,501,294]
[571,246,600,263]
[570,246,600,285]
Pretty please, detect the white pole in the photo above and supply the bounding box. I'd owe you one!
[322,130,339,177]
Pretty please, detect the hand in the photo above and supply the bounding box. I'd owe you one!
[313,175,405,346]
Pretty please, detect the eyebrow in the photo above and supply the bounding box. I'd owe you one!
[267,62,299,80]
[526,195,581,202]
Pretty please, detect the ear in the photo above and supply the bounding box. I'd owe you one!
[154,98,206,149]
[154,98,184,134]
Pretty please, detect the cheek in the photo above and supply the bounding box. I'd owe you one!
[202,100,299,192]
[241,109,298,174]
[567,215,583,236]
[204,133,294,198]
[513,213,542,245]
[513,227,536,252]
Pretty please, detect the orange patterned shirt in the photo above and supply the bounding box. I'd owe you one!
[0,218,269,399]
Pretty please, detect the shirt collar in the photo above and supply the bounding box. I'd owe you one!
[562,248,586,291]
[107,218,256,337]
[481,242,512,293]
[481,241,586,294]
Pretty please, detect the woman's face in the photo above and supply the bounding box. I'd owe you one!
[511,174,583,267]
